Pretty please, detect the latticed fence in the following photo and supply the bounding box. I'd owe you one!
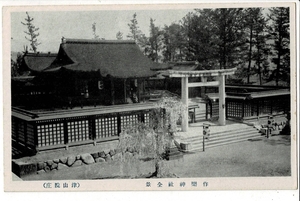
[205,94,290,120]
[12,104,155,153]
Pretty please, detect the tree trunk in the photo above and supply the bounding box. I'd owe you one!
[247,24,253,84]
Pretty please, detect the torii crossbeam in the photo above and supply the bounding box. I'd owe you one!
[166,68,237,132]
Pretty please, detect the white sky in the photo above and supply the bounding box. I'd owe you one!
[11,9,193,53]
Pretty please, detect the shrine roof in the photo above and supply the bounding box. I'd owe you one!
[45,38,160,78]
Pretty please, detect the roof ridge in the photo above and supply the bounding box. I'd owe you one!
[63,38,136,44]
[24,52,57,57]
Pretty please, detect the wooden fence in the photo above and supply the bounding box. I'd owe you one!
[12,103,157,153]
[206,94,290,120]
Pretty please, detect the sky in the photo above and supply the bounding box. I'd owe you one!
[11,9,193,53]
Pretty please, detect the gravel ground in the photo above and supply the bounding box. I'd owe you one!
[21,134,291,180]
[168,135,291,177]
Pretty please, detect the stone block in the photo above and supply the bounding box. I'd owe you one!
[37,162,45,170]
[72,160,82,167]
[57,163,69,170]
[109,149,116,156]
[46,160,54,166]
[12,161,37,177]
[59,157,68,164]
[98,151,106,158]
[51,163,58,170]
[67,156,76,166]
[53,159,60,163]
[95,158,106,163]
[76,155,81,160]
[105,155,112,162]
[91,152,99,159]
[81,153,95,164]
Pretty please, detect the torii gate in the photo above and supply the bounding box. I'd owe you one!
[167,68,237,132]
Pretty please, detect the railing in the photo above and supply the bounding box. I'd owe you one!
[12,103,157,152]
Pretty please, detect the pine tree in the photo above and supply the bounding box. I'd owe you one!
[127,13,149,55]
[21,12,41,53]
[244,8,270,85]
[267,7,290,86]
[92,22,100,40]
[116,31,123,40]
[149,18,163,62]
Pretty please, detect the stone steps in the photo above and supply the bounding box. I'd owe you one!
[181,126,263,152]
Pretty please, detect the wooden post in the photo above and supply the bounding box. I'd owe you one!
[124,79,127,103]
[218,75,226,126]
[117,113,121,135]
[89,116,96,141]
[181,77,189,132]
[242,101,245,119]
[111,77,115,105]
[63,120,68,148]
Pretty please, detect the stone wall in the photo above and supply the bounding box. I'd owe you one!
[12,147,142,178]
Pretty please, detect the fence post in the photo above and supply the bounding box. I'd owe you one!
[242,101,245,119]
[89,116,96,143]
[203,135,205,152]
[33,121,38,153]
[24,122,28,149]
[63,119,69,149]
[117,113,121,135]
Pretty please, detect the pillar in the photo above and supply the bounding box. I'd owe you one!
[218,75,226,125]
[181,77,189,131]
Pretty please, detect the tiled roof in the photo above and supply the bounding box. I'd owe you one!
[46,38,160,78]
[23,53,57,72]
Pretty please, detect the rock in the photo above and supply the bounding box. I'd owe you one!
[105,154,112,162]
[37,162,45,170]
[98,151,106,158]
[76,155,81,160]
[104,149,111,155]
[95,158,106,163]
[46,160,54,166]
[44,165,51,172]
[112,152,122,161]
[37,169,45,174]
[53,159,60,163]
[59,157,68,164]
[91,152,99,159]
[72,160,82,167]
[57,163,69,170]
[67,156,76,166]
[109,149,116,156]
[81,153,95,164]
[51,163,58,170]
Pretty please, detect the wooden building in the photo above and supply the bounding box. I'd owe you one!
[13,38,162,109]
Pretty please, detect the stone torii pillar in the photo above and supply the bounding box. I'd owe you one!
[181,77,189,132]
[218,75,226,126]
[167,68,237,132]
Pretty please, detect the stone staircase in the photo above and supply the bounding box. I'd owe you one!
[181,126,263,152]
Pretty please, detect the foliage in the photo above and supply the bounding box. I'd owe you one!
[116,31,123,40]
[243,8,270,85]
[117,97,186,178]
[127,13,150,55]
[267,7,290,86]
[148,18,163,62]
[11,52,24,77]
[92,22,100,40]
[21,12,41,53]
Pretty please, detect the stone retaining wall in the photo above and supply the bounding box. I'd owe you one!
[12,147,141,178]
